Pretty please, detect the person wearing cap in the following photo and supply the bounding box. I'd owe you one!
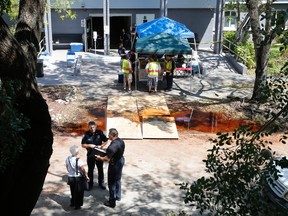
[66,145,89,210]
[145,54,161,93]
[122,54,133,91]
[81,121,108,190]
[118,42,126,70]
[164,54,175,91]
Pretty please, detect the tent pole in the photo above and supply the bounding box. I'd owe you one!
[194,37,201,79]
[190,48,192,93]
[135,52,138,90]
[131,32,136,50]
[192,38,201,79]
[193,37,197,57]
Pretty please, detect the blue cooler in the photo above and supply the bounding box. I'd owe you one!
[70,43,83,52]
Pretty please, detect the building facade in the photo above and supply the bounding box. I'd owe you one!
[49,0,288,51]
[50,0,216,50]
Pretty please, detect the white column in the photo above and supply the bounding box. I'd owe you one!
[160,0,168,17]
[47,0,53,55]
[103,0,110,55]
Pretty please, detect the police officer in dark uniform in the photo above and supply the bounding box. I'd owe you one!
[95,128,125,208]
[81,121,108,190]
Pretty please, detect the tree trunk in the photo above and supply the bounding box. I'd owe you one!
[252,44,270,100]
[0,0,53,215]
[247,0,273,101]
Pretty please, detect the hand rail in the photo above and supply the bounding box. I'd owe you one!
[37,37,46,58]
[222,37,247,65]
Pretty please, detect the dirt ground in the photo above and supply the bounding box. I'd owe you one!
[31,86,288,216]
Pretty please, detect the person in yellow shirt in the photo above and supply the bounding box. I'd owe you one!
[164,55,175,91]
[145,54,161,93]
[122,54,133,91]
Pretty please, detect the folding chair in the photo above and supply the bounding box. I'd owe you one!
[175,109,193,129]
[73,55,82,76]
[66,51,76,67]
[184,109,194,129]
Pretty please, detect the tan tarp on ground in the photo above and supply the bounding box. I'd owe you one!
[107,96,142,139]
[142,116,179,139]
[106,95,178,139]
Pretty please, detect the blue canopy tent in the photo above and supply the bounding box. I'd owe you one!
[136,17,195,39]
[136,32,192,55]
[133,17,196,90]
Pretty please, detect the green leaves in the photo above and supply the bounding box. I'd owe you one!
[0,80,30,172]
[179,122,287,215]
[0,0,12,15]
[52,0,77,20]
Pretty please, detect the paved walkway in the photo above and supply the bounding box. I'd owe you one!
[36,49,255,103]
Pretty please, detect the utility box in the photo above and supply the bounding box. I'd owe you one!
[118,71,124,83]
[36,59,44,77]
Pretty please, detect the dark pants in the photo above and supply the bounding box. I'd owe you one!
[68,177,84,208]
[108,157,125,205]
[87,155,104,187]
[131,64,135,84]
[166,73,173,89]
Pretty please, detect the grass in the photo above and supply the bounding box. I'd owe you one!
[246,44,287,76]
[268,44,288,75]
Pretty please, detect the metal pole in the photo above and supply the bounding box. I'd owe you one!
[95,41,97,54]
[103,0,110,55]
[164,0,168,17]
[84,19,87,52]
[107,0,110,55]
[47,0,53,55]
[44,11,49,52]
[214,0,224,54]
[214,0,220,54]
[135,53,138,90]
[160,0,164,17]
[160,0,168,17]
[218,0,224,54]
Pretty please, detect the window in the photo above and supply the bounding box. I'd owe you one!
[224,11,237,30]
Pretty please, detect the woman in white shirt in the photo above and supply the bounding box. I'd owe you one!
[66,145,89,210]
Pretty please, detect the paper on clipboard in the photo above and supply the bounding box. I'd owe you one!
[91,147,107,157]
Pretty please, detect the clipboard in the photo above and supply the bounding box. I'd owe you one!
[91,147,107,157]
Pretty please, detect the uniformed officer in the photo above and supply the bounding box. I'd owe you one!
[81,121,108,190]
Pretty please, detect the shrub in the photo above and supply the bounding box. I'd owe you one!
[223,31,255,69]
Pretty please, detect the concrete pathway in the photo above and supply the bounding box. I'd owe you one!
[37,49,255,103]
